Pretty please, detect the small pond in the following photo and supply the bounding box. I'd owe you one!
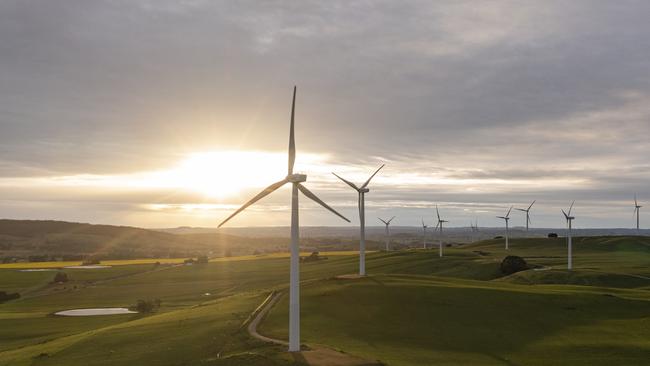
[55,308,136,316]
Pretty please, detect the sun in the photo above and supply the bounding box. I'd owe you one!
[167,151,287,198]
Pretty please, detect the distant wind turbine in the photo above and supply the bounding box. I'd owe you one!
[562,201,575,270]
[435,205,448,257]
[515,200,536,232]
[421,219,429,249]
[497,206,513,250]
[634,195,642,232]
[333,164,384,276]
[378,216,395,251]
[470,219,479,242]
[218,87,350,352]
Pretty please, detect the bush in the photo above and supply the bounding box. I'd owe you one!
[132,299,162,313]
[183,258,195,265]
[548,233,558,238]
[500,256,529,275]
[494,236,504,239]
[82,257,101,266]
[196,255,208,264]
[53,272,69,283]
[0,291,20,303]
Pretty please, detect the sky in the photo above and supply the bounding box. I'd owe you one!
[1,0,649,229]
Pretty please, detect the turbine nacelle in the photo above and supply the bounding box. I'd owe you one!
[287,174,307,183]
[359,187,370,193]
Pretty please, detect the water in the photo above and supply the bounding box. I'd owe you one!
[18,269,58,272]
[54,308,136,316]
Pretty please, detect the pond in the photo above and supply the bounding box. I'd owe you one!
[54,308,137,316]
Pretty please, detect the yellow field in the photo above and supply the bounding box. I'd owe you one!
[0,251,364,269]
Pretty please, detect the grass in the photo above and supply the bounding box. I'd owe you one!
[0,236,648,365]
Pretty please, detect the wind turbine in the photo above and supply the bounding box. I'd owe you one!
[634,195,642,232]
[332,164,384,276]
[515,200,536,232]
[421,219,429,249]
[378,216,395,251]
[497,206,513,250]
[470,219,479,242]
[218,87,350,352]
[435,205,448,257]
[562,201,575,270]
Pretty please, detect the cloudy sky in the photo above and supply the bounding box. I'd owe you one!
[1,0,649,229]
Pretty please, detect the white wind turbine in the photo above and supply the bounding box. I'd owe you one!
[218,87,350,352]
[421,219,429,249]
[634,194,642,232]
[435,205,448,257]
[470,219,479,243]
[378,216,395,251]
[333,164,384,276]
[562,201,575,270]
[497,206,513,250]
[515,200,536,232]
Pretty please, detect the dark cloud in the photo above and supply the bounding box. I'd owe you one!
[1,1,649,227]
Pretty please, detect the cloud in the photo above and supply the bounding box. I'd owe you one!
[1,1,649,227]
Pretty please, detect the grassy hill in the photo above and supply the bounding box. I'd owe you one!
[0,235,648,365]
[0,220,383,262]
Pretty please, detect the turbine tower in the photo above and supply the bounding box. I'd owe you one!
[497,206,513,250]
[333,164,384,276]
[470,219,479,242]
[421,219,428,249]
[218,87,350,352]
[435,205,448,257]
[378,216,395,251]
[562,201,576,270]
[515,200,536,232]
[634,195,642,232]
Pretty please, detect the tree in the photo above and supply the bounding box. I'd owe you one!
[53,272,69,283]
[133,299,162,313]
[0,291,20,303]
[500,256,528,275]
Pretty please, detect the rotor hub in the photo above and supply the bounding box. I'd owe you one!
[287,174,307,183]
[359,188,370,193]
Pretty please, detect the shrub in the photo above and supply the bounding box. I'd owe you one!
[53,272,69,283]
[494,236,504,239]
[82,257,101,266]
[548,233,559,238]
[132,299,162,313]
[0,291,20,303]
[196,255,208,264]
[500,256,529,275]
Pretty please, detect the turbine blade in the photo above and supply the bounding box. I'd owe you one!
[561,209,569,219]
[635,194,637,207]
[422,218,425,227]
[378,217,387,225]
[288,86,296,175]
[436,205,441,221]
[434,221,440,230]
[360,164,385,189]
[297,183,350,222]
[514,208,527,212]
[388,216,395,224]
[528,215,532,225]
[332,172,359,190]
[219,178,288,227]
[506,206,513,217]
[528,200,536,210]
[568,200,575,216]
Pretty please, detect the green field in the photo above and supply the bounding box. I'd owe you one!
[1,237,648,365]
